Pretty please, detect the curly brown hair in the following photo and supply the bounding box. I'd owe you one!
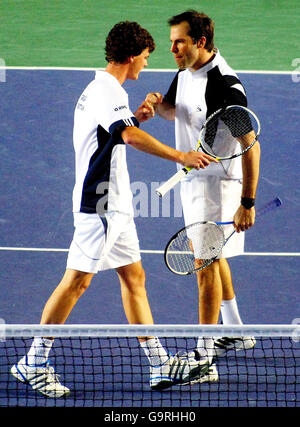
[105,21,155,63]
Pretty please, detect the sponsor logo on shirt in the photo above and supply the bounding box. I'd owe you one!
[114,105,128,112]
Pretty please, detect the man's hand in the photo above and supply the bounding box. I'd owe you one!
[233,205,255,233]
[134,93,163,123]
[134,100,156,122]
[180,150,218,169]
[145,92,163,107]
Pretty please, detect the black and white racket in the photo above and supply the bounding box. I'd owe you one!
[156,105,261,198]
[164,197,281,275]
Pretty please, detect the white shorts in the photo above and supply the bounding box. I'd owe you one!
[66,212,141,274]
[180,175,244,258]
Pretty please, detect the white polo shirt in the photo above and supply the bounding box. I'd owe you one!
[72,71,138,216]
[164,50,248,179]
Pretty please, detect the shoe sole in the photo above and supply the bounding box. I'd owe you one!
[189,373,219,385]
[150,379,175,391]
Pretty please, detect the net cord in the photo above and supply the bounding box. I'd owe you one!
[0,324,299,338]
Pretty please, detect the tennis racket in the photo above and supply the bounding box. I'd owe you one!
[156,105,261,198]
[164,197,282,275]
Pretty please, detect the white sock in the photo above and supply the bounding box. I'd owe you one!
[221,297,243,325]
[26,337,53,365]
[196,337,214,363]
[140,337,169,366]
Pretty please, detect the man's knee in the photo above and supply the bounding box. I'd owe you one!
[63,269,94,296]
[118,262,146,292]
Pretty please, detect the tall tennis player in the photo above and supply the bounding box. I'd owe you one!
[143,10,261,384]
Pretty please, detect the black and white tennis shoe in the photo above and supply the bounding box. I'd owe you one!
[150,353,210,390]
[213,336,256,357]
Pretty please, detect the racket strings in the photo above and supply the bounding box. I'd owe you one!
[222,108,253,138]
[201,106,258,159]
[166,223,225,274]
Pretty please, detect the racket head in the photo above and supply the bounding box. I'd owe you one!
[164,221,226,275]
[199,105,261,160]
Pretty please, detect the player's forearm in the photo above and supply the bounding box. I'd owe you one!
[241,141,261,199]
[121,126,183,163]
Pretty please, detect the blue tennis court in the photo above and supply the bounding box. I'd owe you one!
[0,69,299,407]
[0,69,298,325]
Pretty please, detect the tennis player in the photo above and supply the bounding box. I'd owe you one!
[10,21,218,397]
[145,10,261,383]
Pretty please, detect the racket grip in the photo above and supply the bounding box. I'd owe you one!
[256,197,282,218]
[156,169,188,197]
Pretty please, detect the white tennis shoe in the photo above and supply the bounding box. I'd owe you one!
[11,356,70,398]
[150,354,210,390]
[213,336,256,357]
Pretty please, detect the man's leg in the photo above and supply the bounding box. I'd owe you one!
[27,269,94,364]
[196,260,222,325]
[214,258,256,356]
[116,260,153,330]
[40,269,94,325]
[174,260,220,384]
[11,269,93,397]
[219,258,235,301]
[219,258,243,325]
[194,260,222,365]
[117,260,203,389]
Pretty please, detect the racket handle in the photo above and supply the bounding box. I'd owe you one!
[156,169,188,197]
[256,197,282,218]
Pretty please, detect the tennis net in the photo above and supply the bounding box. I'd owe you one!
[0,324,299,408]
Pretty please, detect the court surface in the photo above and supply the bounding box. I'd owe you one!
[0,69,299,326]
[0,0,299,408]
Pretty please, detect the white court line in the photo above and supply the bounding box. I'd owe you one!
[0,247,299,256]
[0,66,296,75]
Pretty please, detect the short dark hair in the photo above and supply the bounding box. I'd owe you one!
[105,21,155,63]
[168,10,214,51]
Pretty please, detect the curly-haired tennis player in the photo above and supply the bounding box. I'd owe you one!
[11,21,216,397]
